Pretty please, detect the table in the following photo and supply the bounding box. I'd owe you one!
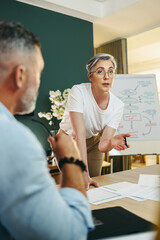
[48,163,60,184]
[90,164,160,225]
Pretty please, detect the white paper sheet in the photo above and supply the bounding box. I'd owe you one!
[102,182,136,192]
[100,231,157,240]
[117,184,160,201]
[138,174,160,187]
[88,179,160,205]
[102,182,147,201]
[87,187,123,205]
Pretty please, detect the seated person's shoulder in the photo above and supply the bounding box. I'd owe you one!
[1,116,45,162]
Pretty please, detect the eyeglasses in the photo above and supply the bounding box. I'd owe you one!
[91,69,115,78]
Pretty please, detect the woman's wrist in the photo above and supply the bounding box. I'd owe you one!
[83,170,90,178]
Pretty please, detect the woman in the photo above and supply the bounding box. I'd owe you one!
[60,53,130,189]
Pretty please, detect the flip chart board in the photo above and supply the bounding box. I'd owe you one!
[110,74,160,155]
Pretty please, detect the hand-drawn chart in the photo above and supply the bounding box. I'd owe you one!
[111,74,160,141]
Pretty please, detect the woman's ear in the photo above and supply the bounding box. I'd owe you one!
[88,73,92,82]
[14,65,27,88]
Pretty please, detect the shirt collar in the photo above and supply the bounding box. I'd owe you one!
[0,102,16,121]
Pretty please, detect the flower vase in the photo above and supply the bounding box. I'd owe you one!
[50,130,58,166]
[50,129,58,137]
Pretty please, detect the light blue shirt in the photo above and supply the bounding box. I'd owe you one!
[0,102,94,240]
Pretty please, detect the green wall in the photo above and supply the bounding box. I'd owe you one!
[0,0,94,151]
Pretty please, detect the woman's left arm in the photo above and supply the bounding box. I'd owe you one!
[98,125,131,152]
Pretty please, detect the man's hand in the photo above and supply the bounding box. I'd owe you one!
[48,131,87,196]
[48,131,80,162]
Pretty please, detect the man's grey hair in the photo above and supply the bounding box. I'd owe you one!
[0,20,40,55]
[86,53,117,74]
[0,20,41,84]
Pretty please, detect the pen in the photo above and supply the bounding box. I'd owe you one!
[124,137,128,148]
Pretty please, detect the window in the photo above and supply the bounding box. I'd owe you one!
[127,27,160,102]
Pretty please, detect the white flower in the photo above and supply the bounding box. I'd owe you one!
[49,90,61,98]
[54,100,62,106]
[38,88,70,126]
[54,99,66,106]
[49,121,53,126]
[38,112,44,118]
[51,105,57,110]
[63,88,70,99]
[49,97,55,103]
[53,112,58,118]
[45,112,52,120]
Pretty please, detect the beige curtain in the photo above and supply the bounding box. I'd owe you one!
[95,39,128,74]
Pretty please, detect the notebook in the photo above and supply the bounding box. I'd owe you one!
[88,206,158,240]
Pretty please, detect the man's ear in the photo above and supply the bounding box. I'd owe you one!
[14,65,27,88]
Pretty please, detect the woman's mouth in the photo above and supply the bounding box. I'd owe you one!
[102,83,109,86]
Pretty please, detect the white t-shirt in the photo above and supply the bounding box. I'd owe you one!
[60,83,124,139]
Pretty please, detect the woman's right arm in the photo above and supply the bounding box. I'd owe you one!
[69,111,99,190]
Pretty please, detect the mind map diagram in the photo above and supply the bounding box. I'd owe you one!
[112,75,160,141]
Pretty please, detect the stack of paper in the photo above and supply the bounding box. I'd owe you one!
[87,174,160,205]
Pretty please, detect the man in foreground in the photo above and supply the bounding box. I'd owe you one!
[0,20,93,240]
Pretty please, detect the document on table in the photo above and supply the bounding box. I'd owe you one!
[102,182,147,201]
[101,231,157,240]
[102,179,160,202]
[87,174,160,205]
[114,183,160,202]
[87,187,123,205]
[138,174,160,187]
